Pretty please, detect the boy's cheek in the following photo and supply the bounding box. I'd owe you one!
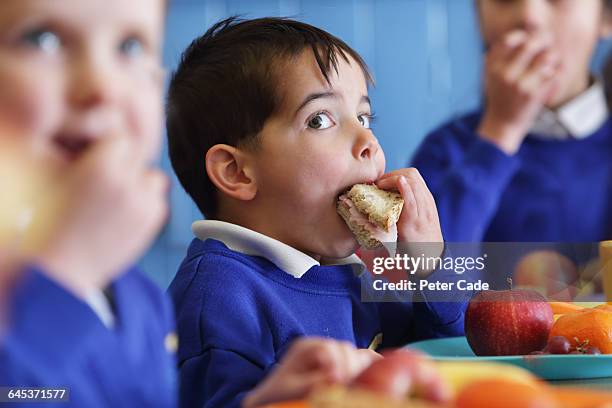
[128,98,163,161]
[0,84,58,143]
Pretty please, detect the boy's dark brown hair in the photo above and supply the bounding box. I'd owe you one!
[166,16,373,218]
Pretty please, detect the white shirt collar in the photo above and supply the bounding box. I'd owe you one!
[84,289,115,329]
[192,220,365,279]
[530,80,608,140]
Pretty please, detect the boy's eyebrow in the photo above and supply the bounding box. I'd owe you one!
[295,91,337,115]
[295,93,372,116]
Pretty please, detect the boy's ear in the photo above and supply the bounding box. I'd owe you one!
[206,144,257,202]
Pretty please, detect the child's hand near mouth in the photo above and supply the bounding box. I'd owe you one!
[376,168,444,270]
[477,29,562,155]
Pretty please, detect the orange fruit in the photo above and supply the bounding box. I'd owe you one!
[553,388,612,408]
[455,379,557,408]
[595,304,612,312]
[549,302,584,315]
[262,401,308,408]
[550,306,612,354]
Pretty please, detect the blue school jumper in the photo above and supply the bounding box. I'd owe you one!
[0,266,178,407]
[169,225,469,408]
[411,113,612,243]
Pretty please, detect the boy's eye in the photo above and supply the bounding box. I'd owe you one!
[20,29,61,53]
[358,114,373,129]
[307,112,335,130]
[119,36,144,57]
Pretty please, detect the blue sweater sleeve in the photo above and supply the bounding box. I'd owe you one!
[411,118,521,241]
[412,244,475,340]
[412,267,473,340]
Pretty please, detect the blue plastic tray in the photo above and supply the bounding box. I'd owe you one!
[408,336,612,380]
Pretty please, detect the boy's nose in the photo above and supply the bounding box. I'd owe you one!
[352,127,379,161]
[514,0,549,34]
[68,53,120,109]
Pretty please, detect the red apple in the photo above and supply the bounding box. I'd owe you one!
[351,348,450,403]
[465,288,553,356]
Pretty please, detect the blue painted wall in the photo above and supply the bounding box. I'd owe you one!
[140,0,612,288]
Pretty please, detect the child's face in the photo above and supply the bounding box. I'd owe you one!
[249,51,385,260]
[0,0,164,166]
[478,0,608,106]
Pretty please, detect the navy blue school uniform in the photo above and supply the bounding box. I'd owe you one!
[169,220,470,408]
[0,265,178,407]
[411,80,612,243]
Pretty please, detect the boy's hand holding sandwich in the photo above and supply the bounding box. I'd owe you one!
[377,168,445,274]
[376,168,443,245]
[338,167,443,275]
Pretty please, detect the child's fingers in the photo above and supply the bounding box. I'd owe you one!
[404,175,441,228]
[288,338,345,375]
[355,349,380,372]
[518,55,560,100]
[376,168,422,190]
[486,30,526,68]
[499,35,552,83]
[377,169,408,182]
[502,30,528,49]
[329,342,378,383]
[332,342,354,382]
[303,340,369,383]
[360,348,383,361]
[321,341,358,382]
[397,176,419,222]
[412,177,440,222]
[378,171,423,218]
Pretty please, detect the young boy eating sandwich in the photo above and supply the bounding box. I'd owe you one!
[166,17,469,408]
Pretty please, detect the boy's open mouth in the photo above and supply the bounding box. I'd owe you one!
[53,133,95,161]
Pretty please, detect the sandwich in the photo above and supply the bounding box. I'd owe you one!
[337,184,404,249]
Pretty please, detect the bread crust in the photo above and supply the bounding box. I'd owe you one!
[336,184,404,249]
[346,184,403,231]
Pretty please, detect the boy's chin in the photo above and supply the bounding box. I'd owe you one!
[319,236,360,260]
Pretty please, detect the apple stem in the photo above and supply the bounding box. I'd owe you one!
[507,277,513,291]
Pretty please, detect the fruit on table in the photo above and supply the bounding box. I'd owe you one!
[553,388,612,408]
[545,336,572,354]
[435,361,538,397]
[350,348,450,403]
[549,302,584,315]
[550,305,612,354]
[514,250,579,301]
[296,358,612,408]
[262,402,308,408]
[529,335,602,355]
[595,304,612,312]
[455,379,557,408]
[308,386,444,408]
[465,287,554,356]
